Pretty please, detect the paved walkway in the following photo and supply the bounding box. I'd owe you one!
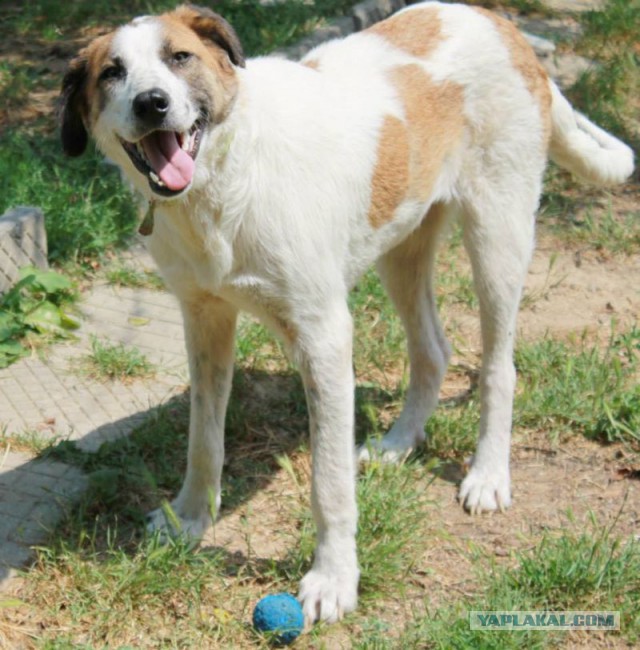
[0,0,602,590]
[0,243,190,587]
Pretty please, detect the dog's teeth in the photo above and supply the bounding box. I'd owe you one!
[150,171,160,184]
[181,135,189,151]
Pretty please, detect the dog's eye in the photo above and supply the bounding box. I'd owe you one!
[172,51,193,65]
[99,63,125,83]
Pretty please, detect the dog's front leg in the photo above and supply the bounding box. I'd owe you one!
[148,296,237,541]
[296,302,359,623]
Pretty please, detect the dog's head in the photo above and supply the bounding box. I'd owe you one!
[61,4,244,199]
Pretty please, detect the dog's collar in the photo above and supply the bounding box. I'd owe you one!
[139,200,155,236]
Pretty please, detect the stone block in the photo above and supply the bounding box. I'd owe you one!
[0,207,48,294]
[352,0,406,31]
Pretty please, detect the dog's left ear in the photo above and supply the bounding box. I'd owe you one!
[174,4,245,68]
[60,55,89,157]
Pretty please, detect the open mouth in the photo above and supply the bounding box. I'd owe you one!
[120,117,205,197]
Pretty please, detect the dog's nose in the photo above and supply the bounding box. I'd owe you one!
[133,88,170,123]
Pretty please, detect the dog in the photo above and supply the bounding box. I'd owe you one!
[60,2,634,623]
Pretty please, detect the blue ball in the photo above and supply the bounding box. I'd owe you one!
[252,593,304,645]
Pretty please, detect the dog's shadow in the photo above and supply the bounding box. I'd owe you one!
[21,366,472,581]
[21,368,401,572]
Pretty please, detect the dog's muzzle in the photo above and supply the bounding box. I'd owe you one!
[119,93,206,197]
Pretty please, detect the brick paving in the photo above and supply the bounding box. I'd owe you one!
[0,243,189,588]
[0,450,88,585]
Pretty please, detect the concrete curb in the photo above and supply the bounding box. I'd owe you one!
[0,207,48,294]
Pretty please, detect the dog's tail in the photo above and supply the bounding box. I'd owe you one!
[548,81,634,186]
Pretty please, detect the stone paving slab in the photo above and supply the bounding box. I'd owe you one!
[0,243,189,590]
[0,280,188,452]
[0,450,88,588]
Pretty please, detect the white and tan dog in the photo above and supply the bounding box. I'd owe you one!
[60,2,633,623]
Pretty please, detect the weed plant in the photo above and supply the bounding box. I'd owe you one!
[79,336,155,381]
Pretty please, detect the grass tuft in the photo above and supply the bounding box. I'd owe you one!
[79,336,155,382]
[375,515,640,648]
[514,328,640,446]
[0,133,138,265]
[356,460,433,601]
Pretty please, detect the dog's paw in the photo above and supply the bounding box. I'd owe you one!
[357,432,421,465]
[298,567,358,624]
[146,501,211,544]
[458,465,511,514]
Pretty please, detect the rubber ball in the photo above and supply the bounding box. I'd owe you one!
[252,593,304,645]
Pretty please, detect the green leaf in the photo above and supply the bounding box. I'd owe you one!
[0,311,22,340]
[0,340,24,354]
[128,316,150,327]
[0,340,27,367]
[0,598,25,608]
[19,267,73,294]
[59,310,81,330]
[23,301,65,335]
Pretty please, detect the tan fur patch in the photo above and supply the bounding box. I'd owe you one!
[475,8,552,144]
[160,10,239,124]
[303,60,320,71]
[368,116,410,229]
[368,65,465,228]
[367,7,442,58]
[81,32,115,126]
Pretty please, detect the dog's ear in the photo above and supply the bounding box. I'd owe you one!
[60,56,89,157]
[175,4,245,68]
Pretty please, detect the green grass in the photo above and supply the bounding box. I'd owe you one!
[104,263,165,291]
[421,324,640,461]
[539,0,639,248]
[80,336,155,381]
[515,328,640,446]
[540,170,640,254]
[23,324,637,647]
[460,0,554,17]
[356,460,434,600]
[350,269,407,380]
[16,391,432,647]
[569,0,640,149]
[0,133,138,265]
[0,428,62,456]
[1,0,359,46]
[356,514,640,648]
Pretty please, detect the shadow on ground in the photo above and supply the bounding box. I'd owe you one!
[1,365,416,582]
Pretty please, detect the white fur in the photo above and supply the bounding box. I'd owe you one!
[96,20,200,155]
[548,81,635,185]
[84,1,634,624]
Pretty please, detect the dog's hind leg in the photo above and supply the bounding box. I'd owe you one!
[457,181,538,514]
[358,202,452,462]
[147,295,238,541]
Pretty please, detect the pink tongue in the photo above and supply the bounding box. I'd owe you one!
[141,131,195,191]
